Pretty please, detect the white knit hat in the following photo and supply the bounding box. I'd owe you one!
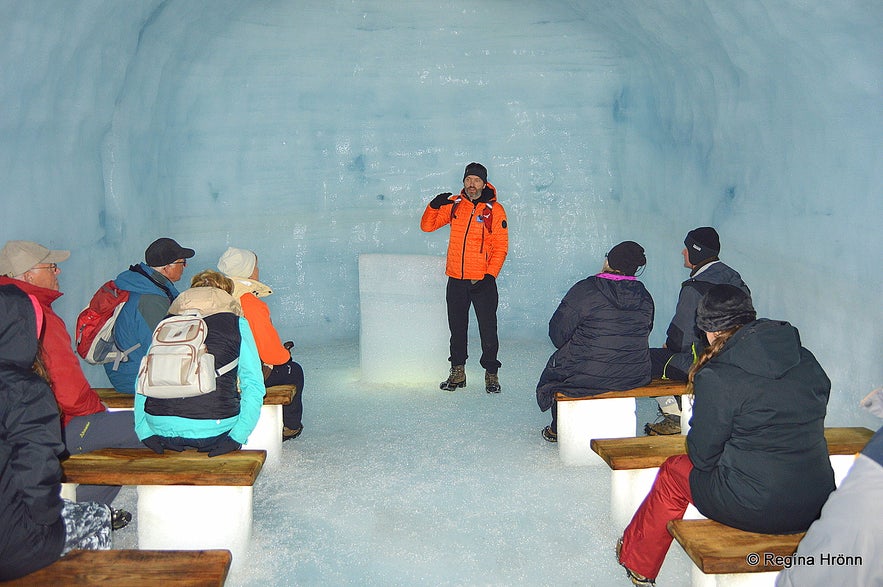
[217,247,256,278]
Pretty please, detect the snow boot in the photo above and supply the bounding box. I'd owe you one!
[485,371,501,393]
[440,365,466,391]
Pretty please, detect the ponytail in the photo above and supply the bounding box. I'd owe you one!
[688,325,745,386]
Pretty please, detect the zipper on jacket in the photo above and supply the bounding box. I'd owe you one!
[460,204,477,279]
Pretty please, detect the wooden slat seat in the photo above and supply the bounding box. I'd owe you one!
[668,519,804,574]
[5,549,232,587]
[61,448,266,486]
[554,378,687,401]
[591,426,874,470]
[554,379,691,465]
[94,384,296,409]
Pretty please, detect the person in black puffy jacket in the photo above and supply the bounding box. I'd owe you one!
[536,241,654,442]
[616,284,835,586]
[0,285,112,581]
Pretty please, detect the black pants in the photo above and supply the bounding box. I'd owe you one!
[445,276,501,373]
[265,359,305,429]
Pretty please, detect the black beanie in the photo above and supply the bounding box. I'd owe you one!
[463,162,488,184]
[696,284,756,332]
[684,227,720,265]
[606,241,646,276]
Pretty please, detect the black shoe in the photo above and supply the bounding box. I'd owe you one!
[541,426,557,443]
[112,508,132,531]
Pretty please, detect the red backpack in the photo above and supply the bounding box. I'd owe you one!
[75,280,135,369]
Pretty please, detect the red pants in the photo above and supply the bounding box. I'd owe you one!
[619,454,694,579]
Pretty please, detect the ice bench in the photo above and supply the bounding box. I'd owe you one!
[554,379,690,466]
[94,384,296,470]
[61,448,265,570]
[594,427,873,586]
[4,549,232,587]
[667,519,804,587]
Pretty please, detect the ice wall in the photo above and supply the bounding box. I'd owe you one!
[0,0,880,424]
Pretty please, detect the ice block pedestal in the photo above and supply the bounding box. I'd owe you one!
[359,254,448,384]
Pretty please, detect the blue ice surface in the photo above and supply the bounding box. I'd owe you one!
[1,1,881,582]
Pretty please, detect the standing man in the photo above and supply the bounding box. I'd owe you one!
[421,162,509,393]
[0,240,137,527]
[106,237,194,393]
[644,227,749,435]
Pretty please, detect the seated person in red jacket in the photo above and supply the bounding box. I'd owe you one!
[0,240,137,529]
[218,247,305,440]
[616,285,834,586]
[0,285,112,581]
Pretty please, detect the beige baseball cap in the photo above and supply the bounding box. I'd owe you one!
[0,241,71,277]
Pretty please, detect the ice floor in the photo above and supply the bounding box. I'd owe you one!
[112,339,698,586]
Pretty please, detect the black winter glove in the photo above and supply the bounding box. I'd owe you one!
[142,435,165,455]
[199,433,242,458]
[429,192,454,209]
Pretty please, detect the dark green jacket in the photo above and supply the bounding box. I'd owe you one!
[688,319,835,533]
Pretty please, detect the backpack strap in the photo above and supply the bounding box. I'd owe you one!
[111,342,141,371]
[216,357,239,377]
[128,264,176,303]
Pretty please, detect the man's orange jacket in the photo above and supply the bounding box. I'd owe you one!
[420,182,508,280]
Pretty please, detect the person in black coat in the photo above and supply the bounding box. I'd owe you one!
[0,285,112,581]
[536,241,654,442]
[616,284,835,586]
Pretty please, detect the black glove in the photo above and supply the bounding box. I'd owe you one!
[199,433,242,458]
[142,435,165,455]
[429,192,453,209]
[484,274,495,281]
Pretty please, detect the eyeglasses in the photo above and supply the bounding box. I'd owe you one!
[32,263,59,272]
[170,260,187,266]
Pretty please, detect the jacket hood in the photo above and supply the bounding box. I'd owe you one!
[169,286,242,317]
[594,274,648,311]
[114,263,179,297]
[0,284,39,369]
[712,319,803,379]
[229,277,273,300]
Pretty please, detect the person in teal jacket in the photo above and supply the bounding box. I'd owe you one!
[107,238,194,393]
[134,270,265,456]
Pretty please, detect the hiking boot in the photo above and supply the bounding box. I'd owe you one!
[112,508,132,531]
[617,538,656,586]
[644,414,681,436]
[541,426,557,443]
[440,365,466,391]
[485,371,501,393]
[282,426,303,441]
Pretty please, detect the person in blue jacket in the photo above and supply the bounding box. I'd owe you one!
[134,270,265,456]
[107,237,194,393]
[536,241,654,442]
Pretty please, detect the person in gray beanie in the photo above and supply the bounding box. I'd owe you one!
[617,283,834,586]
[645,227,749,436]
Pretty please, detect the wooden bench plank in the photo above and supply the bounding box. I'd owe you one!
[61,448,266,486]
[94,384,296,409]
[668,518,804,574]
[554,379,687,401]
[592,427,874,470]
[5,549,232,586]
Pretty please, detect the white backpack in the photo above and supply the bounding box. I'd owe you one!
[136,310,238,399]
